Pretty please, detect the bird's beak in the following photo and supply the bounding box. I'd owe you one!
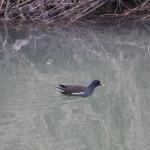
[101,82,105,86]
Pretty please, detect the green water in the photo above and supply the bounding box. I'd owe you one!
[0,24,150,150]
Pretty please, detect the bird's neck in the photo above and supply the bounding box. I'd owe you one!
[88,83,97,89]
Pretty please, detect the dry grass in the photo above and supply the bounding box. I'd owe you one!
[0,0,149,28]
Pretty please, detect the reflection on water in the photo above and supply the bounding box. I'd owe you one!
[0,24,150,150]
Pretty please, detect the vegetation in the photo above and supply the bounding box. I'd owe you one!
[0,0,149,27]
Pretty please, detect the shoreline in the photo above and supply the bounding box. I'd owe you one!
[0,0,149,29]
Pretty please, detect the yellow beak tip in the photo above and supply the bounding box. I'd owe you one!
[102,83,105,86]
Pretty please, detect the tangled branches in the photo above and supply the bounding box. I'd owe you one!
[0,0,149,27]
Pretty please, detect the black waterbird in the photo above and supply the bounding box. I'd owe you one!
[56,80,103,97]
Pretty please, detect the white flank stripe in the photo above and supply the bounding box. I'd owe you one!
[72,92,85,95]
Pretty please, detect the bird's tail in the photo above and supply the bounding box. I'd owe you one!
[56,84,66,93]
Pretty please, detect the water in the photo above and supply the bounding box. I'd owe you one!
[0,24,150,150]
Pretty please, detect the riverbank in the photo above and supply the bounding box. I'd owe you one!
[0,0,149,28]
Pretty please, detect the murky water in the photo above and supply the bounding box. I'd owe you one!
[0,24,150,150]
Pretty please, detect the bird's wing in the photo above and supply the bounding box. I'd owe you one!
[64,85,86,95]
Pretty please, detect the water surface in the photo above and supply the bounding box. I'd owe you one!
[0,24,150,150]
